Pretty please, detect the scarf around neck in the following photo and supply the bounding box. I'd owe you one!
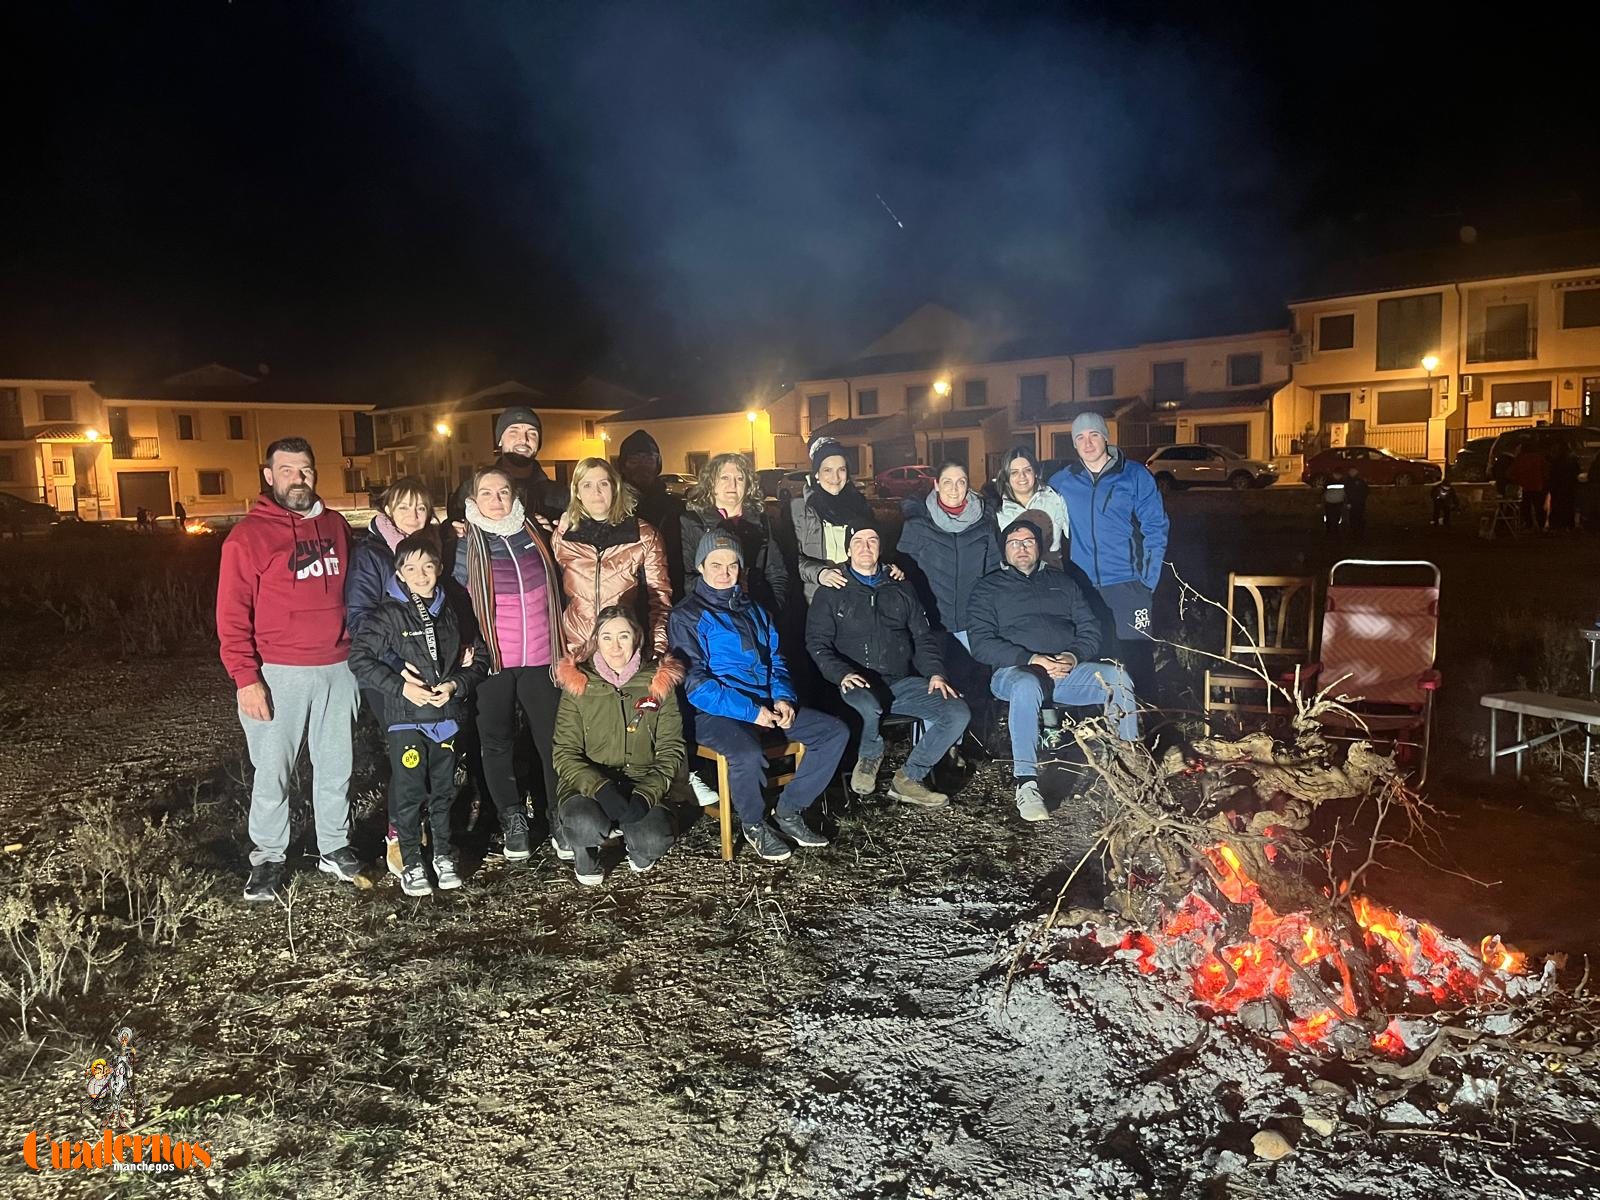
[465,497,528,536]
[372,512,405,551]
[805,480,872,531]
[926,489,984,534]
[594,649,641,690]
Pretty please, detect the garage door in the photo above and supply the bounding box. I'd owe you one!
[117,471,173,517]
[1197,423,1250,456]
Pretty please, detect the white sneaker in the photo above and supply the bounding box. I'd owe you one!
[689,773,722,808]
[1015,778,1049,823]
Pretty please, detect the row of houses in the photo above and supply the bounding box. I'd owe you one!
[605,232,1600,484]
[0,367,639,520]
[6,232,1600,519]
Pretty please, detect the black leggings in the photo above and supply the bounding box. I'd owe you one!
[474,666,561,822]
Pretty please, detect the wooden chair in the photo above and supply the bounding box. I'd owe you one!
[1203,573,1319,723]
[696,740,806,860]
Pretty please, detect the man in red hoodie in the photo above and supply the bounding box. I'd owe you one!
[217,437,363,901]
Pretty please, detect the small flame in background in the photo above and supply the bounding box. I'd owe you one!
[1119,842,1528,1058]
[182,519,213,535]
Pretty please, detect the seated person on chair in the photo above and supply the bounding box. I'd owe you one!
[552,605,683,887]
[967,515,1140,825]
[668,529,848,862]
[804,522,969,808]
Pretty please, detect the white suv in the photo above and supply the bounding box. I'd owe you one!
[1145,444,1278,491]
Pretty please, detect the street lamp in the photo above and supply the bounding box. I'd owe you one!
[84,427,101,441]
[746,410,758,463]
[433,420,451,438]
[931,379,951,463]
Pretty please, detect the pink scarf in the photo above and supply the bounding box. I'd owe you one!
[594,649,641,690]
[373,512,405,551]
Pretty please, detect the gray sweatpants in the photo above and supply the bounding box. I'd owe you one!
[240,661,360,865]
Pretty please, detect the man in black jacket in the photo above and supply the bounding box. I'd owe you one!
[618,428,687,599]
[968,515,1139,823]
[805,523,969,807]
[450,405,562,529]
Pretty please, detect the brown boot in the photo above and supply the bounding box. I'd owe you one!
[887,770,948,808]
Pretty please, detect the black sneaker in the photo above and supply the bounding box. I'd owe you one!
[773,808,829,848]
[501,810,531,861]
[243,860,284,902]
[742,821,793,862]
[550,831,575,862]
[317,846,363,883]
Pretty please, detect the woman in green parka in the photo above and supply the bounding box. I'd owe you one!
[552,604,685,885]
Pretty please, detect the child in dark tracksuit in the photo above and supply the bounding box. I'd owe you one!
[349,532,487,896]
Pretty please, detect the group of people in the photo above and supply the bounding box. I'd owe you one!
[1499,438,1587,531]
[216,405,1169,900]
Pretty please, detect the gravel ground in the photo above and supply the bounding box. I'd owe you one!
[2,505,1599,1198]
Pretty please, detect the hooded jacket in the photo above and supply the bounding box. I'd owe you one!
[994,448,1070,553]
[966,560,1104,669]
[1048,449,1169,592]
[551,515,673,662]
[552,655,685,805]
[668,578,796,722]
[216,494,353,689]
[348,575,488,727]
[679,505,789,615]
[804,569,944,685]
[893,489,1000,633]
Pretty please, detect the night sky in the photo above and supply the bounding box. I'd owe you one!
[3,2,1596,403]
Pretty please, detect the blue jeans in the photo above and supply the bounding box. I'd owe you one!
[840,676,972,782]
[693,707,848,825]
[990,661,1139,778]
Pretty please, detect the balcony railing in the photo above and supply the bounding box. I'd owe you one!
[1363,427,1429,459]
[111,436,160,460]
[1466,330,1537,363]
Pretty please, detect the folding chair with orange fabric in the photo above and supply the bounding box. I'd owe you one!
[1302,559,1441,783]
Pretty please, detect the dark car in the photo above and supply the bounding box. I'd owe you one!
[873,464,937,500]
[1447,436,1499,482]
[0,491,58,533]
[1487,425,1600,486]
[1301,445,1442,487]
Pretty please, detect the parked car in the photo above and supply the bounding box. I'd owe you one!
[658,473,696,499]
[1447,436,1498,482]
[873,464,937,500]
[0,491,59,534]
[757,469,811,503]
[1145,444,1278,491]
[1116,444,1161,465]
[1487,425,1600,486]
[1301,445,1442,487]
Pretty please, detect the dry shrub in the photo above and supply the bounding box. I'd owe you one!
[0,888,123,1037]
[67,797,224,946]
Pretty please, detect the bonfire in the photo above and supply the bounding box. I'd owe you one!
[1003,585,1600,1091]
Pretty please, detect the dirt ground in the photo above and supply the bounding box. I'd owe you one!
[1,490,1598,1198]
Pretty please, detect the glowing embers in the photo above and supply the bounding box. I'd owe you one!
[1120,843,1533,1059]
[182,519,213,534]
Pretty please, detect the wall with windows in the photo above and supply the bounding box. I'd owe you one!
[1289,269,1600,461]
[1072,332,1289,403]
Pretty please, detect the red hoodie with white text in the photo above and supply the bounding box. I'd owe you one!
[216,494,353,689]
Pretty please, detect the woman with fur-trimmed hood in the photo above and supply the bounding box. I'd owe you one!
[551,605,685,885]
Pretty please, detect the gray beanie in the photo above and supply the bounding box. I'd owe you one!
[1070,412,1111,443]
[695,528,744,570]
[494,406,543,446]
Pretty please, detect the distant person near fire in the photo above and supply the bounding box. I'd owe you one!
[216,437,363,902]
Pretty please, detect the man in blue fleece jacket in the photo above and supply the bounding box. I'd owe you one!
[668,529,847,862]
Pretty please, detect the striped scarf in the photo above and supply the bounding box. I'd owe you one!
[463,517,565,678]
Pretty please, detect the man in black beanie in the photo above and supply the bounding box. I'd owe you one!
[450,404,562,529]
[619,428,686,598]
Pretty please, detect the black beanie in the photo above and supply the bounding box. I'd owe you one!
[846,520,883,550]
[618,429,661,463]
[1001,513,1047,552]
[808,436,848,474]
[494,406,543,446]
